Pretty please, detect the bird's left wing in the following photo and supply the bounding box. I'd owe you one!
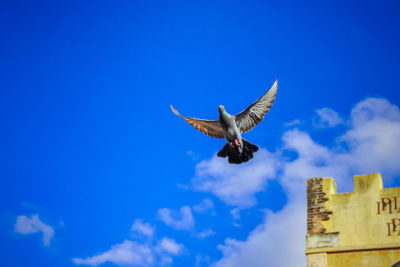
[234,80,278,133]
[170,105,225,139]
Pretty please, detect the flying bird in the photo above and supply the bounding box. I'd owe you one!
[171,80,278,164]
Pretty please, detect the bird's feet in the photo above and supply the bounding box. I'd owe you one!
[229,139,240,147]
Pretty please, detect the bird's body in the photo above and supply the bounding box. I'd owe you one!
[171,80,278,164]
[218,107,243,153]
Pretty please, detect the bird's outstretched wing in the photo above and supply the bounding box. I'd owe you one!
[170,105,225,139]
[234,80,278,133]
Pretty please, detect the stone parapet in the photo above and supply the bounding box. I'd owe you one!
[305,173,400,267]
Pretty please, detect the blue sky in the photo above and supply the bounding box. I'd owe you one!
[1,1,400,266]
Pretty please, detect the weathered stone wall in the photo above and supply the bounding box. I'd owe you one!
[307,178,332,234]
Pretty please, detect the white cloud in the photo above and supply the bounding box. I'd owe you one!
[73,238,184,267]
[73,218,184,267]
[213,198,306,267]
[72,240,154,266]
[156,237,184,255]
[131,219,155,237]
[341,98,400,181]
[192,199,214,214]
[281,129,351,193]
[350,97,400,126]
[284,118,301,127]
[205,97,400,267]
[195,254,211,267]
[230,208,240,221]
[14,214,55,246]
[313,107,344,128]
[157,206,195,231]
[191,149,280,208]
[282,98,400,192]
[197,229,215,240]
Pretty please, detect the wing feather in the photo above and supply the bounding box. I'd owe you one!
[234,80,278,133]
[170,105,225,139]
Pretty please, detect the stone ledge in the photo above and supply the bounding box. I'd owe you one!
[306,242,400,255]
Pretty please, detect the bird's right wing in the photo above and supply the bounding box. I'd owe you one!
[234,80,278,133]
[170,105,225,139]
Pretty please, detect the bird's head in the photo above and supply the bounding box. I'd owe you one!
[219,105,231,117]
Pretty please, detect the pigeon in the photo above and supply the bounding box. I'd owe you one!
[171,80,278,164]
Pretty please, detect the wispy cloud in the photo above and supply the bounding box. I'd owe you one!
[156,237,184,255]
[283,118,301,127]
[14,214,55,246]
[73,240,154,266]
[73,220,184,266]
[313,107,343,128]
[157,206,195,231]
[229,208,240,221]
[204,97,400,266]
[131,219,155,238]
[192,199,214,214]
[197,229,215,240]
[195,254,211,267]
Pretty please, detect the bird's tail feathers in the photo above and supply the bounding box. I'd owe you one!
[217,139,259,164]
[217,143,230,158]
[243,139,259,153]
